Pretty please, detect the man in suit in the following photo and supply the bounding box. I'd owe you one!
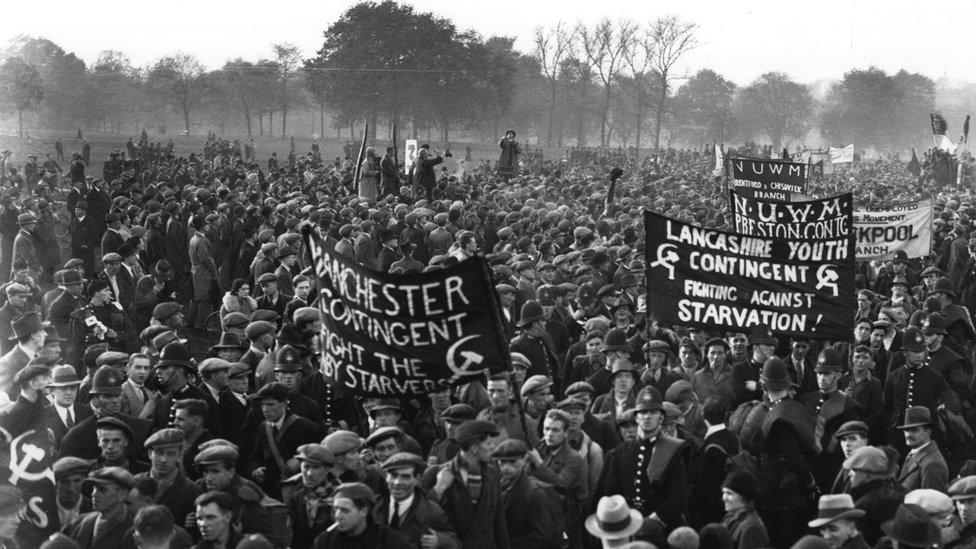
[335,224,357,261]
[64,467,136,548]
[246,382,323,499]
[354,223,377,269]
[98,252,135,312]
[0,360,52,439]
[533,408,587,547]
[58,366,153,462]
[380,146,399,196]
[45,364,92,450]
[172,398,214,479]
[689,397,740,529]
[219,363,252,450]
[69,201,98,274]
[0,311,47,399]
[0,283,31,355]
[100,212,126,255]
[421,420,510,549]
[274,248,300,297]
[138,428,202,528]
[377,229,402,273]
[188,215,218,331]
[375,452,460,548]
[120,353,154,419]
[897,406,949,492]
[254,273,290,322]
[11,212,42,280]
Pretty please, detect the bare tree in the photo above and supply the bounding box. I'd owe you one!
[648,16,698,150]
[575,19,636,147]
[534,22,571,147]
[273,43,302,138]
[622,27,658,154]
[147,52,208,134]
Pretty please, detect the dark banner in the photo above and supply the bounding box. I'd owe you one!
[730,190,854,241]
[303,227,510,396]
[643,211,855,340]
[730,158,809,202]
[0,427,57,546]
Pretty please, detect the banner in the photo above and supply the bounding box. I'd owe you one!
[0,427,57,546]
[730,190,854,241]
[713,145,724,177]
[353,124,368,187]
[643,211,855,339]
[729,158,808,202]
[853,199,933,260]
[932,113,948,135]
[303,227,509,396]
[404,139,418,173]
[829,144,854,164]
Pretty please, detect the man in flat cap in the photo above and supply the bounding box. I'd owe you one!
[94,415,148,473]
[255,273,290,321]
[64,467,136,548]
[138,428,201,527]
[247,382,323,499]
[0,310,47,398]
[0,356,52,436]
[98,251,134,312]
[132,259,176,330]
[844,446,902,545]
[282,443,338,547]
[52,457,94,531]
[421,420,510,548]
[311,482,412,548]
[375,452,460,548]
[100,212,126,256]
[430,404,476,466]
[0,282,32,355]
[494,438,561,548]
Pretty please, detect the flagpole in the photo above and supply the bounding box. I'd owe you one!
[353,124,368,196]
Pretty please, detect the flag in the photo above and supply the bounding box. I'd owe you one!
[937,135,957,154]
[353,124,368,192]
[712,144,724,177]
[810,160,825,178]
[932,113,948,135]
[965,115,971,143]
[908,148,921,176]
[781,148,791,161]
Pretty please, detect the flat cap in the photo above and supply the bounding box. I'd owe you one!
[223,312,250,328]
[554,397,588,412]
[380,452,426,471]
[949,475,976,500]
[152,302,182,321]
[833,420,869,440]
[322,430,364,455]
[53,457,94,480]
[256,273,277,285]
[565,381,595,395]
[250,310,280,323]
[665,380,695,405]
[492,439,528,460]
[95,416,134,439]
[228,362,250,378]
[904,489,954,514]
[440,404,476,423]
[95,351,129,368]
[259,242,277,255]
[245,321,276,340]
[193,445,240,466]
[83,467,135,490]
[520,375,553,398]
[101,252,122,264]
[4,283,29,297]
[295,443,334,466]
[842,446,888,474]
[198,358,232,374]
[144,428,186,449]
[455,420,499,448]
[251,382,290,401]
[365,426,403,447]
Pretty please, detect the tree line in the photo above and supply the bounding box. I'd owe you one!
[0,2,947,153]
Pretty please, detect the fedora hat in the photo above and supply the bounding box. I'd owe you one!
[48,364,82,387]
[881,504,941,548]
[16,212,37,225]
[584,495,643,540]
[897,406,933,429]
[153,260,174,279]
[807,494,865,528]
[209,332,243,351]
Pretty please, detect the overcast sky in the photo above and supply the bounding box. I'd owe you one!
[3,0,975,87]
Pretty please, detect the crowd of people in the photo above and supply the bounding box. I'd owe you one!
[0,131,973,549]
